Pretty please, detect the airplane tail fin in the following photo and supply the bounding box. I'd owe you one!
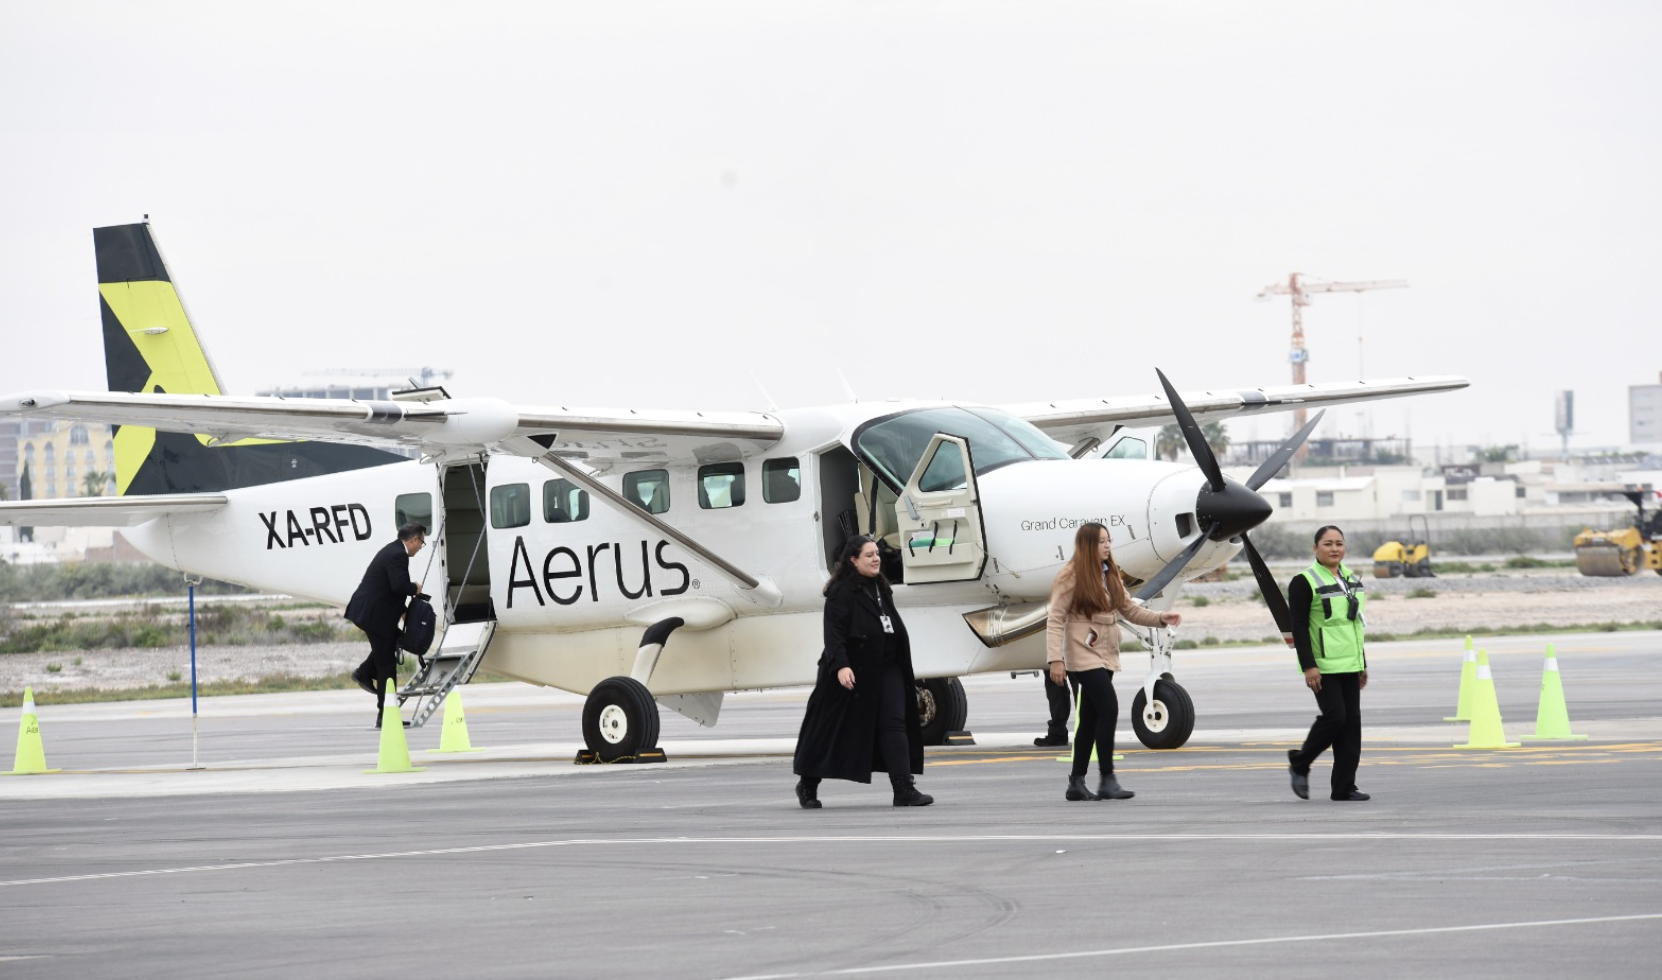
[95,221,404,495]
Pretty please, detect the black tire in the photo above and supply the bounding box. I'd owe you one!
[581,676,661,762]
[1130,678,1195,750]
[916,677,968,746]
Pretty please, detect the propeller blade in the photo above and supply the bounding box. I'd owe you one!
[1240,534,1295,648]
[1155,368,1224,492]
[1245,409,1327,491]
[1133,520,1220,601]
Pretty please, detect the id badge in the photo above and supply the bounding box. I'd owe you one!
[879,614,895,634]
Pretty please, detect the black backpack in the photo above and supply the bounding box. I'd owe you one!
[399,595,437,656]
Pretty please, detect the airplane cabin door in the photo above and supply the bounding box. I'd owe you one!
[894,434,987,583]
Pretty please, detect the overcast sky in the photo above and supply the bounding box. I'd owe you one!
[2,1,1658,457]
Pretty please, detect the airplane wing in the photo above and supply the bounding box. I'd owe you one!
[1004,376,1469,448]
[0,493,228,527]
[0,390,785,465]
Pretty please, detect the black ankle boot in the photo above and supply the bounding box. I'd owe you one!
[891,776,934,807]
[795,778,822,809]
[1065,775,1099,801]
[1097,773,1134,800]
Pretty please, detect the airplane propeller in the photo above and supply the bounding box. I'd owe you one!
[1132,370,1324,648]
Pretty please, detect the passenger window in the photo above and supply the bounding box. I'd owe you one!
[395,492,433,534]
[543,478,590,523]
[623,469,671,514]
[918,444,967,492]
[1104,437,1147,460]
[763,457,801,503]
[698,463,745,509]
[490,483,532,528]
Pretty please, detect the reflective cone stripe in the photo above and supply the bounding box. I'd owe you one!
[368,702,424,774]
[1521,645,1587,741]
[432,691,482,753]
[8,687,60,775]
[1454,652,1520,749]
[1444,636,1477,722]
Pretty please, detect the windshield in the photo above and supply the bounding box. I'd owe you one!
[853,406,1068,490]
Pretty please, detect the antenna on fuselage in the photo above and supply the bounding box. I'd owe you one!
[748,371,779,412]
[836,369,858,403]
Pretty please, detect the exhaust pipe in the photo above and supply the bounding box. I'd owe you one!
[961,601,1050,648]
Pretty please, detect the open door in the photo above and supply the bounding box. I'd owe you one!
[893,433,987,584]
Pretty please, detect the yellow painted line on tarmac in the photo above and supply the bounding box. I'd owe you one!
[930,741,1661,771]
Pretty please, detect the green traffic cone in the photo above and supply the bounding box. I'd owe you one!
[368,699,424,774]
[7,687,60,775]
[1454,651,1519,750]
[431,691,482,753]
[1444,635,1477,722]
[1520,644,1587,741]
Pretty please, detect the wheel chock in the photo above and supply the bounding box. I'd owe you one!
[573,748,670,765]
[944,730,976,746]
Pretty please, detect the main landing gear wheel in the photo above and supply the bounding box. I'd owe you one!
[581,676,661,762]
[1131,678,1195,750]
[916,677,968,746]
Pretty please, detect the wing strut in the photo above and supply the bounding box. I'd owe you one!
[499,436,783,608]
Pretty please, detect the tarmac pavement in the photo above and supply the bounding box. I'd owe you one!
[2,631,1659,979]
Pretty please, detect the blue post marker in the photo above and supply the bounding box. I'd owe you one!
[187,576,204,770]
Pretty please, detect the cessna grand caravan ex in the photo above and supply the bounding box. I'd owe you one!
[0,224,1467,759]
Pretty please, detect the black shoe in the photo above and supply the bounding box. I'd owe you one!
[795,780,822,809]
[1065,775,1099,801]
[1097,774,1134,800]
[1034,733,1069,748]
[352,668,376,696]
[1288,751,1309,800]
[1331,790,1371,801]
[892,779,934,807]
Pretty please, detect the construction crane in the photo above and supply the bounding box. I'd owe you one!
[1257,273,1408,436]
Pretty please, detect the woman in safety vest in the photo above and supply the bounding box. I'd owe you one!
[1287,525,1371,802]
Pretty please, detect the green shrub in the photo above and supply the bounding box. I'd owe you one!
[1191,595,1211,607]
[1406,587,1438,599]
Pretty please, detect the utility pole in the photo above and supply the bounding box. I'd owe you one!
[1257,273,1408,438]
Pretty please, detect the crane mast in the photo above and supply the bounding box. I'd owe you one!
[1257,273,1408,437]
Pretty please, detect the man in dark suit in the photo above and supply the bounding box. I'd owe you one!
[345,522,426,727]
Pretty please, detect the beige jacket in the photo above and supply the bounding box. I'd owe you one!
[1045,569,1167,672]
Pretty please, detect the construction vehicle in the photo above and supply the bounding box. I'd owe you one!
[1573,489,1662,577]
[1373,514,1434,578]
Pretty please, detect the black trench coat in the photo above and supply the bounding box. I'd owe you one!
[793,577,925,783]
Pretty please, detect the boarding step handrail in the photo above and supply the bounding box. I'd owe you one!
[394,620,497,729]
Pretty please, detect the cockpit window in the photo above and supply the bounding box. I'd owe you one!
[853,406,1068,490]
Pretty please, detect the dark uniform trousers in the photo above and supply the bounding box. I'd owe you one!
[1291,671,1362,797]
[358,629,400,713]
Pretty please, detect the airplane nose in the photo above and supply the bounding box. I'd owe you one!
[1197,477,1272,541]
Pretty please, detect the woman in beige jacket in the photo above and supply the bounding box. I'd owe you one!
[1047,522,1181,801]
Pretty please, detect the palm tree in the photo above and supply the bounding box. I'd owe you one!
[81,470,111,497]
[1156,422,1231,462]
[1155,424,1184,462]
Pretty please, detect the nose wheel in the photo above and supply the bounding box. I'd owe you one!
[1130,678,1195,749]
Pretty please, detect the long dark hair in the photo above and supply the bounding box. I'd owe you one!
[1063,521,1128,617]
[825,534,889,597]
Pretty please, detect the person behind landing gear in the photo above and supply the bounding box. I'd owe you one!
[792,535,933,809]
[344,522,426,729]
[1286,524,1371,803]
[1033,670,1073,747]
[1046,522,1180,802]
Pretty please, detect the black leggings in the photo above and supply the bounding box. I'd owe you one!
[1067,667,1118,777]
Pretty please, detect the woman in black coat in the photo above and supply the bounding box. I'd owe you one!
[793,535,933,808]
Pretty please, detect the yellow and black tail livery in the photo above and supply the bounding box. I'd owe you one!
[95,222,402,495]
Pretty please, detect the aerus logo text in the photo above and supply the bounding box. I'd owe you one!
[262,505,374,549]
[507,536,690,607]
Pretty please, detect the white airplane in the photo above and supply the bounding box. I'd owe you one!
[0,223,1467,760]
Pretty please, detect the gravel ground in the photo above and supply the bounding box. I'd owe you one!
[3,571,1659,695]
